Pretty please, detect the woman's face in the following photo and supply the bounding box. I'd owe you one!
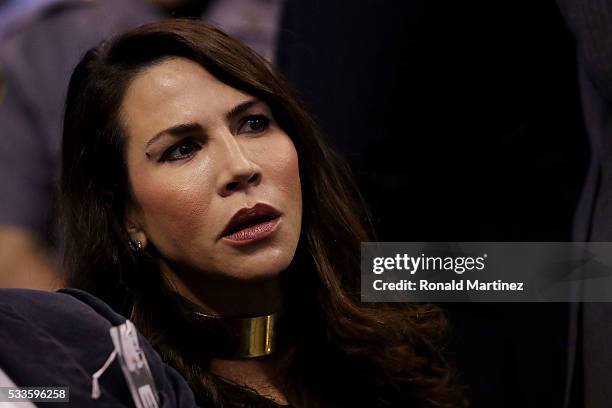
[121,57,302,283]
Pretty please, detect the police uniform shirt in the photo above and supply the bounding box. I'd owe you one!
[0,0,162,237]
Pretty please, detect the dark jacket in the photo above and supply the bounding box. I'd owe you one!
[0,288,199,407]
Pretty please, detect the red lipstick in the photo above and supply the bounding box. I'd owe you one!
[220,203,281,245]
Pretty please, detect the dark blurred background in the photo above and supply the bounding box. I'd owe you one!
[276,1,588,407]
[277,0,588,242]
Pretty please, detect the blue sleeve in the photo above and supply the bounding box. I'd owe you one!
[0,49,56,233]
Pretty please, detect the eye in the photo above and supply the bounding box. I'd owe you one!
[160,140,201,162]
[238,115,270,134]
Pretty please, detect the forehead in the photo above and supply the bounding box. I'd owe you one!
[120,57,252,138]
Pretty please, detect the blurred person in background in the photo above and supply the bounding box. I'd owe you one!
[558,0,612,407]
[0,0,283,290]
[0,0,45,31]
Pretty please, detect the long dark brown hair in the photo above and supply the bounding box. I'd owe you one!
[61,19,464,407]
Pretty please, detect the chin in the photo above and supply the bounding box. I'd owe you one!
[231,262,290,282]
[222,249,294,282]
[217,237,297,281]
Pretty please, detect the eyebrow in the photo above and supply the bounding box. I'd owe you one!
[145,122,203,149]
[226,99,260,122]
[145,99,262,149]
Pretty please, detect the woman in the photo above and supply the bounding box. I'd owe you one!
[61,19,463,407]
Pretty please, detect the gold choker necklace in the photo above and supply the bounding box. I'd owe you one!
[193,311,281,359]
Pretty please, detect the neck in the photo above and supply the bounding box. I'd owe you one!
[160,262,283,317]
[159,262,289,359]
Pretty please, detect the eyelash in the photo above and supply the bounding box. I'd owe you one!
[238,114,270,134]
[159,139,201,162]
[159,115,271,162]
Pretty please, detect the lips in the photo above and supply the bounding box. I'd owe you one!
[220,203,281,242]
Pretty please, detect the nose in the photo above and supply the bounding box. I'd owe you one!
[217,135,261,197]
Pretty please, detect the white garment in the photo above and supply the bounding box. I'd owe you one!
[0,367,37,408]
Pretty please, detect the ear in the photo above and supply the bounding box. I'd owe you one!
[125,209,148,250]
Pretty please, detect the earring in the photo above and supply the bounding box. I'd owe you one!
[130,239,143,252]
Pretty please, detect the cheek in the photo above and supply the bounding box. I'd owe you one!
[264,136,303,234]
[129,163,216,248]
[261,136,301,195]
